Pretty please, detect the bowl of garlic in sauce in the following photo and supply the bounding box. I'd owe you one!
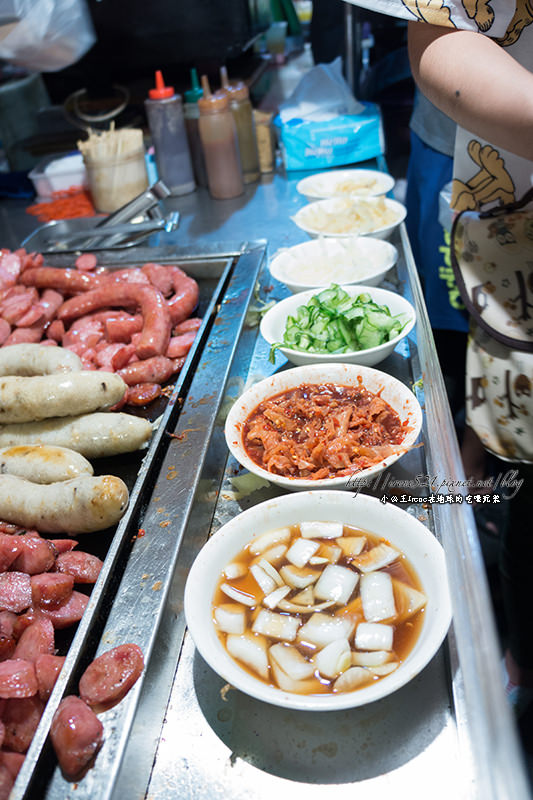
[184,490,452,711]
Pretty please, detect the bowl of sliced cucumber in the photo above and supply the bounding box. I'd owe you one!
[260,284,416,367]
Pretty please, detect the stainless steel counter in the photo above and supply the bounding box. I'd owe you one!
[0,159,531,800]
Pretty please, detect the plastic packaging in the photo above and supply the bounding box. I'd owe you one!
[220,66,259,184]
[144,70,195,196]
[183,68,208,188]
[0,0,95,72]
[197,75,243,201]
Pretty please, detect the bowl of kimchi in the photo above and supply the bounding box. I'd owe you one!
[224,363,422,492]
[260,284,416,368]
[291,196,406,240]
[184,490,452,711]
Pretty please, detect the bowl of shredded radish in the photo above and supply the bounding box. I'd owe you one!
[260,283,416,367]
[292,196,406,240]
[269,237,399,293]
[184,490,452,711]
[296,169,395,202]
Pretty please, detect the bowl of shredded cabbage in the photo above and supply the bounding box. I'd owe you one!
[260,284,415,367]
[292,196,407,240]
[184,490,452,711]
[269,237,399,293]
[296,169,395,201]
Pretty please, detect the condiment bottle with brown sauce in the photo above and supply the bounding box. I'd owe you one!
[198,75,244,200]
[219,66,259,184]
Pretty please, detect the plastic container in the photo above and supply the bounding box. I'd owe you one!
[144,70,195,196]
[253,110,275,173]
[84,147,149,214]
[28,152,88,197]
[220,67,259,184]
[197,75,243,201]
[183,68,208,188]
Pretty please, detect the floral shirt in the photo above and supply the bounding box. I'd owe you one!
[344,0,533,461]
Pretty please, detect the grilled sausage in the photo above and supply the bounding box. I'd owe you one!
[0,445,93,483]
[0,342,82,376]
[79,643,144,713]
[51,695,103,781]
[0,474,129,534]
[0,412,153,458]
[0,371,126,424]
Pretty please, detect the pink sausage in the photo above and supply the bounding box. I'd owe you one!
[94,342,135,372]
[0,252,22,291]
[55,552,103,585]
[167,267,199,325]
[0,319,11,345]
[106,268,150,284]
[0,611,17,639]
[39,288,64,323]
[0,574,32,614]
[58,282,171,359]
[20,267,103,294]
[35,654,65,701]
[0,659,38,699]
[46,319,65,342]
[0,635,15,663]
[2,695,44,753]
[166,330,196,358]
[39,591,89,629]
[126,382,162,406]
[16,304,45,328]
[31,573,75,608]
[3,324,44,345]
[141,262,174,295]
[75,253,97,271]
[173,317,202,335]
[79,643,144,713]
[47,538,78,554]
[0,764,13,799]
[13,618,55,662]
[117,355,175,386]
[0,289,36,325]
[0,534,20,572]
[51,695,104,781]
[105,313,143,342]
[0,751,25,780]
[11,537,56,575]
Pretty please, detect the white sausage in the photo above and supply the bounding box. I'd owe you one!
[0,412,153,458]
[0,344,83,376]
[0,445,93,483]
[0,372,126,424]
[0,474,129,534]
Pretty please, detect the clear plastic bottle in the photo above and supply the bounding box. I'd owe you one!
[197,75,244,200]
[220,66,259,185]
[144,70,195,196]
[183,68,208,188]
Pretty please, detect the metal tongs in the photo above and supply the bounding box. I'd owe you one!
[22,180,180,253]
[50,211,180,251]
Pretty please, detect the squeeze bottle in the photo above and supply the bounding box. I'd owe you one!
[198,75,243,200]
[183,68,208,188]
[144,70,195,196]
[220,66,259,184]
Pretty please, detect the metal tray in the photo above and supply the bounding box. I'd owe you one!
[9,240,267,800]
[8,231,531,800]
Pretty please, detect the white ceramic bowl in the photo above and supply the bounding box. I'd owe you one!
[225,363,422,492]
[292,196,407,240]
[184,490,452,711]
[296,169,395,202]
[260,284,416,368]
[269,236,398,293]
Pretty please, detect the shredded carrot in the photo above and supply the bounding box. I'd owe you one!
[26,188,96,223]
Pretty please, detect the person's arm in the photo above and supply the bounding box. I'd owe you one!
[407,21,533,160]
